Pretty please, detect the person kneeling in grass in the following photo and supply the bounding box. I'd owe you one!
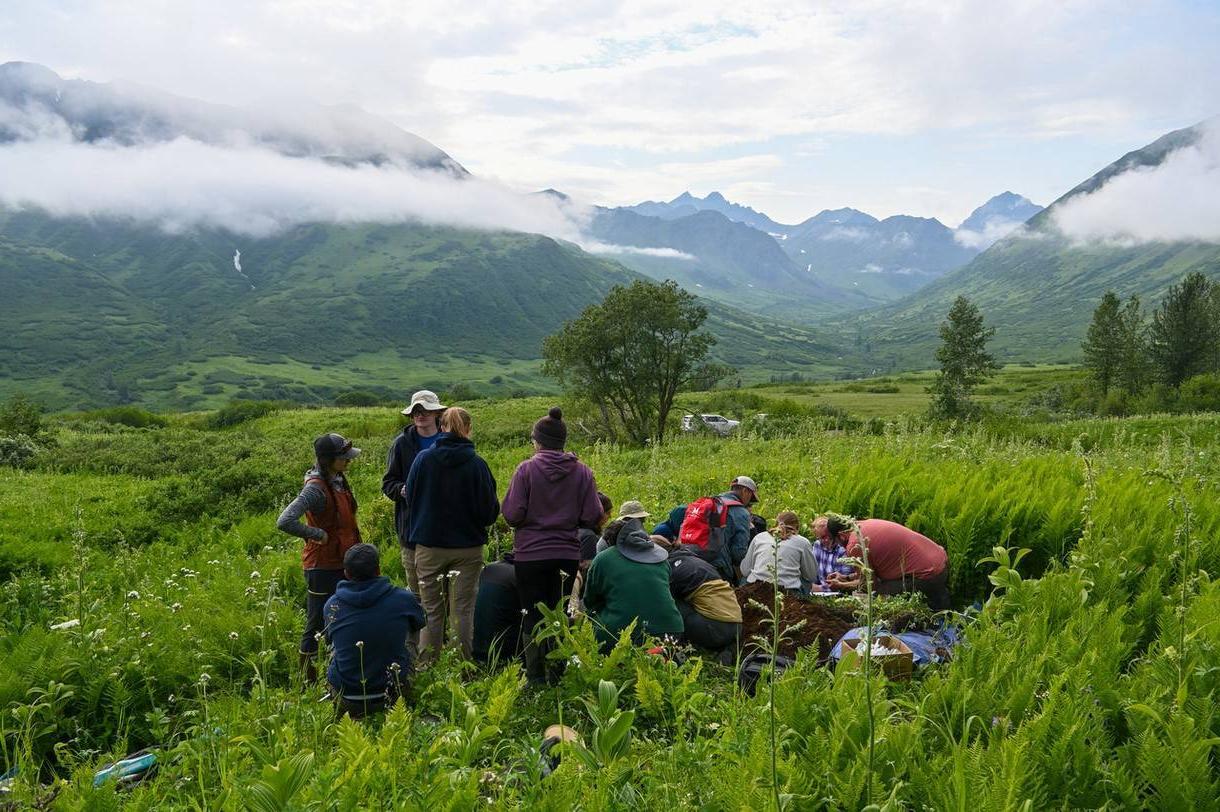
[739,511,818,594]
[582,503,684,651]
[324,544,425,719]
[663,537,742,664]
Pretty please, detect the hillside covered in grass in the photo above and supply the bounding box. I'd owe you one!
[1,395,1218,807]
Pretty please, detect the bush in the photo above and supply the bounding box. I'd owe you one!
[0,434,38,468]
[1178,373,1220,413]
[0,393,43,437]
[75,406,169,428]
[207,399,282,429]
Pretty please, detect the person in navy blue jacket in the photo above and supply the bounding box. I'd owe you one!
[404,406,500,663]
[324,544,425,718]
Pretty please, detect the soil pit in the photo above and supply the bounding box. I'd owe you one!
[736,582,859,663]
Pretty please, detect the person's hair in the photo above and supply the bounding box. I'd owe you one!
[775,511,799,530]
[597,491,613,516]
[441,406,472,436]
[826,515,850,537]
[601,519,627,547]
[343,543,380,580]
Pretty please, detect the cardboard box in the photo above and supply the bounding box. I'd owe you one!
[839,634,914,681]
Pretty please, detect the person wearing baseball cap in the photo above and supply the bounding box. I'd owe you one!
[382,389,447,594]
[276,432,364,682]
[719,475,759,580]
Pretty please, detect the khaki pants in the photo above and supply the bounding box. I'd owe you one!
[399,546,421,594]
[414,545,485,663]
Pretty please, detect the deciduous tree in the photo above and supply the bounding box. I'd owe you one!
[542,280,729,444]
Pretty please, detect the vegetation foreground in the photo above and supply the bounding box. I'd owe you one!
[1,394,1219,809]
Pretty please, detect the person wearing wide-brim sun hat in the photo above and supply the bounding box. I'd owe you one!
[381,390,447,594]
[276,432,364,683]
[581,501,684,651]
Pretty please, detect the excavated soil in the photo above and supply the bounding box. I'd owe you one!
[736,582,859,663]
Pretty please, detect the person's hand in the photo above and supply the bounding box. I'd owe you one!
[308,531,328,546]
[400,484,408,498]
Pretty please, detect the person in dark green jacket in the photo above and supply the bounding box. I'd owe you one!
[582,505,683,651]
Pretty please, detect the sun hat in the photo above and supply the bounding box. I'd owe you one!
[401,390,446,416]
[730,475,759,503]
[617,500,650,520]
[614,523,669,565]
[314,432,361,460]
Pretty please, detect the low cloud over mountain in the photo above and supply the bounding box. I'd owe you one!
[1052,119,1220,245]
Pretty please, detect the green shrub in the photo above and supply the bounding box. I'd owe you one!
[207,399,282,429]
[1178,373,1220,413]
[0,434,39,468]
[0,393,43,437]
[333,390,384,407]
[75,406,169,428]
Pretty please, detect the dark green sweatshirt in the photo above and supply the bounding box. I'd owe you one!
[582,547,684,646]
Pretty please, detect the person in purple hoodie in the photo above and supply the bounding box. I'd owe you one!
[501,406,603,683]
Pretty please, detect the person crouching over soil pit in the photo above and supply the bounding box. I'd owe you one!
[739,511,819,595]
[582,505,684,652]
[659,536,742,665]
[324,544,425,719]
[820,517,951,611]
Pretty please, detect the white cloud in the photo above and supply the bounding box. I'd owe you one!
[585,243,696,260]
[0,137,586,239]
[954,218,1028,249]
[1052,122,1220,244]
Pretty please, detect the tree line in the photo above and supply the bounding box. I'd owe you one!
[1081,272,1220,414]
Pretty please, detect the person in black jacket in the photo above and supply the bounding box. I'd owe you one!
[382,390,446,593]
[404,407,499,663]
[666,543,743,663]
[471,553,522,666]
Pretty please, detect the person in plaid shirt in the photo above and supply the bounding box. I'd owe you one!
[810,515,853,587]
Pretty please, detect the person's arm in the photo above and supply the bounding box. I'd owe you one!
[276,483,328,541]
[474,460,501,527]
[582,557,607,614]
[381,437,405,501]
[403,451,426,510]
[500,464,529,527]
[727,507,751,567]
[576,470,603,529]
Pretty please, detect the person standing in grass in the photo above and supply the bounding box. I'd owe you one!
[501,406,603,683]
[324,544,425,719]
[582,507,684,650]
[277,432,364,683]
[739,510,819,594]
[382,390,446,594]
[822,517,951,610]
[404,407,500,664]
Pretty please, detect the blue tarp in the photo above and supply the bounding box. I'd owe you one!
[830,624,960,667]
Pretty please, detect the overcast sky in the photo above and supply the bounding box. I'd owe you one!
[2,0,1218,225]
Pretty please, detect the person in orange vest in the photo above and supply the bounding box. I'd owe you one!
[277,432,365,682]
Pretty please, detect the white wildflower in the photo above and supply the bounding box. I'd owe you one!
[229,631,239,641]
[50,619,81,631]
[171,602,183,612]
[250,571,261,580]
[126,590,140,600]
[198,673,210,684]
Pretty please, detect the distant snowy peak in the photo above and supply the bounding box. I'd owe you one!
[0,61,467,175]
[955,192,1043,249]
[624,190,785,232]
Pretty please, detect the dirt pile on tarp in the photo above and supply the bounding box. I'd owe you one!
[736,582,858,662]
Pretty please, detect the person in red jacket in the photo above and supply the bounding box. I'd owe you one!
[820,517,951,610]
[277,432,364,682]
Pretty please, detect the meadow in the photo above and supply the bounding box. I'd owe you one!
[1,389,1218,808]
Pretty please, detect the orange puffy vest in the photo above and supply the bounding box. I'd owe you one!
[302,476,363,570]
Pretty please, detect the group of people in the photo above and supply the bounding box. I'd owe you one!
[277,391,951,715]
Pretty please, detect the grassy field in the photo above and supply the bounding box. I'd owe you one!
[1,394,1218,808]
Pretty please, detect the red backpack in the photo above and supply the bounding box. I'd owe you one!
[679,496,743,577]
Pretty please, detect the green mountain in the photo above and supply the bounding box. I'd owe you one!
[861,120,1220,369]
[586,207,872,318]
[0,210,851,410]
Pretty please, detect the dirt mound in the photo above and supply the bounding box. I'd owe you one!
[736,582,858,663]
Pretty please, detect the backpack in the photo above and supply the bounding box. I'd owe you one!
[679,496,743,578]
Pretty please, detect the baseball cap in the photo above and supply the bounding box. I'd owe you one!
[314,432,361,460]
[730,475,759,503]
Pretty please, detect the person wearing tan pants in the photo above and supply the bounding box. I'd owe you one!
[402,407,500,663]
